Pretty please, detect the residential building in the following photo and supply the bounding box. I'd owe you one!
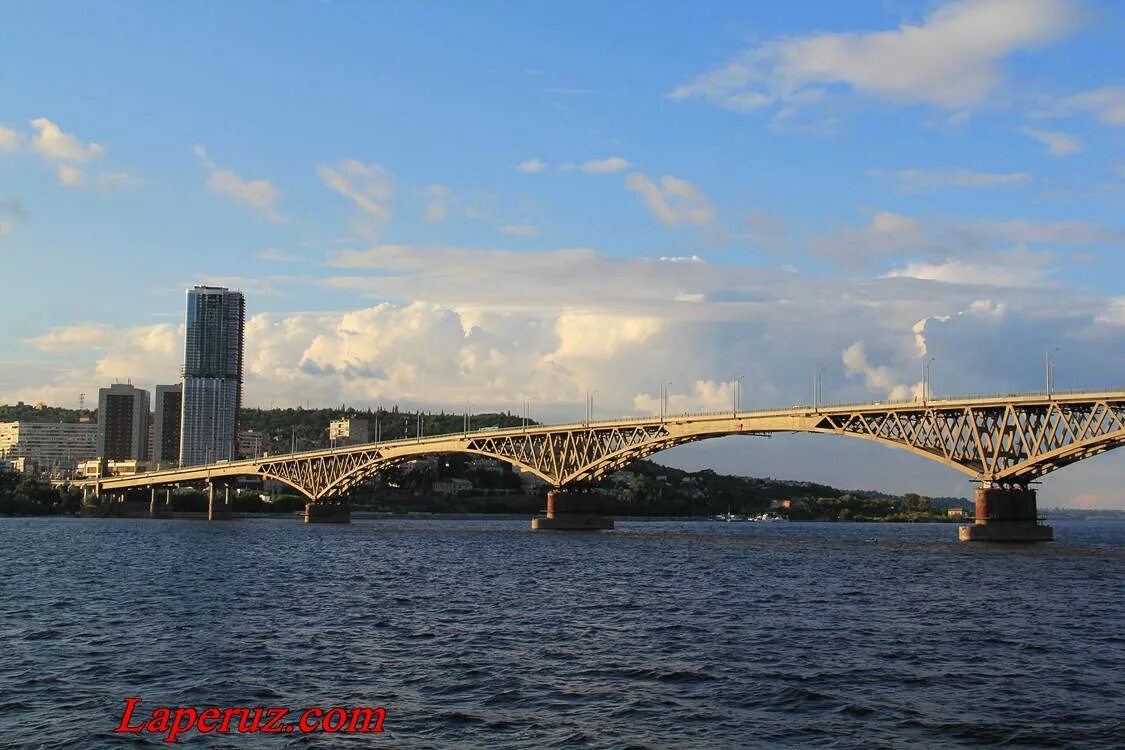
[97,383,150,461]
[329,418,370,446]
[0,421,98,471]
[153,384,182,466]
[179,286,245,466]
[238,429,265,459]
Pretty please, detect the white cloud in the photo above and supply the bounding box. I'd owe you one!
[874,168,1032,190]
[884,255,1053,287]
[195,145,283,222]
[423,185,452,222]
[58,165,84,188]
[258,249,305,263]
[30,118,105,161]
[0,220,11,236]
[0,125,23,152]
[624,173,716,227]
[842,341,916,401]
[317,159,393,240]
[97,172,140,189]
[814,210,926,263]
[1021,127,1082,156]
[670,0,1081,112]
[517,159,547,173]
[1052,86,1125,126]
[499,223,540,237]
[580,156,631,174]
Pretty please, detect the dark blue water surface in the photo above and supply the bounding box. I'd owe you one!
[1,517,1122,749]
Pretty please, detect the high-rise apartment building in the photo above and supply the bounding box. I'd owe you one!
[97,383,150,461]
[153,384,182,466]
[179,286,245,466]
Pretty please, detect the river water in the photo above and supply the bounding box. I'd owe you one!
[0,517,1122,749]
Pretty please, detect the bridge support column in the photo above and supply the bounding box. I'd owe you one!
[532,490,613,531]
[304,501,351,524]
[149,487,173,518]
[207,482,232,521]
[959,486,1052,542]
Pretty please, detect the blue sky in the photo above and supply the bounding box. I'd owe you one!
[3,0,1125,504]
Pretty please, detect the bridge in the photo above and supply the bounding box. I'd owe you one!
[75,388,1125,541]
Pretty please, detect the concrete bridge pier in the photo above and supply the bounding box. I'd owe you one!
[959,486,1052,542]
[149,487,173,518]
[532,489,613,531]
[208,482,232,521]
[304,501,351,523]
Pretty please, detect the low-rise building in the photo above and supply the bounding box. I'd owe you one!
[238,429,265,459]
[329,418,370,446]
[433,478,473,495]
[0,421,98,471]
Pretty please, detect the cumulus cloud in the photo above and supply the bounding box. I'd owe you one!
[58,165,84,188]
[96,172,141,189]
[669,0,1081,113]
[0,125,23,152]
[423,185,453,222]
[517,159,547,173]
[625,173,716,227]
[842,341,916,401]
[580,156,631,174]
[195,145,283,222]
[1050,86,1125,126]
[814,211,926,263]
[873,168,1032,190]
[884,254,1054,287]
[30,118,105,161]
[1021,127,1082,156]
[317,159,393,240]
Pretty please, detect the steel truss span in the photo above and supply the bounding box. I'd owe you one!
[74,390,1125,501]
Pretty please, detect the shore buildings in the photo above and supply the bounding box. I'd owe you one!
[96,383,150,461]
[179,286,245,466]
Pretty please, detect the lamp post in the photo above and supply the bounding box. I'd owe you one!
[1046,347,1060,398]
[921,356,935,405]
[813,367,825,412]
[660,382,673,423]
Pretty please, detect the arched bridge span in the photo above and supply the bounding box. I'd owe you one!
[75,390,1125,501]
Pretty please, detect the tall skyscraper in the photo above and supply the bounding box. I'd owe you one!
[97,383,150,461]
[153,383,182,466]
[179,286,245,466]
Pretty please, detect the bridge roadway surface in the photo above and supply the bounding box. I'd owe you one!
[74,388,1125,503]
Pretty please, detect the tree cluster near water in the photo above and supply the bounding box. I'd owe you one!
[0,469,81,515]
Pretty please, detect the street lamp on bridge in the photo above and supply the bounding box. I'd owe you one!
[813,367,825,412]
[921,356,935,405]
[1046,346,1060,398]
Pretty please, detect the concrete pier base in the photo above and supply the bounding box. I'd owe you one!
[531,490,613,531]
[304,503,351,524]
[959,487,1052,543]
[207,484,232,521]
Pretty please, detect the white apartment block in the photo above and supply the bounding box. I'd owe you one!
[0,421,98,470]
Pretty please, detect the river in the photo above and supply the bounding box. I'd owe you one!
[1,517,1122,748]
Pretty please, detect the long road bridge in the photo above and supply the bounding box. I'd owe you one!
[75,388,1125,541]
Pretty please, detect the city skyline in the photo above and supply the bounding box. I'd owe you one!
[2,0,1125,505]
